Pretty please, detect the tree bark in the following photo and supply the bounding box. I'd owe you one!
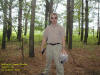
[49,0,53,24]
[81,0,84,41]
[98,30,100,45]
[29,0,36,57]
[17,0,23,41]
[7,0,13,41]
[66,0,70,44]
[24,17,28,36]
[84,0,89,44]
[97,30,98,38]
[68,0,74,49]
[97,2,99,39]
[1,0,8,49]
[98,2,100,45]
[45,0,49,28]
[24,9,30,36]
[78,8,81,35]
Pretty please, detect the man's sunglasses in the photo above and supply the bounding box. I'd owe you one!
[51,17,57,19]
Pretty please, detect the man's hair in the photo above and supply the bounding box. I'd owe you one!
[50,13,58,19]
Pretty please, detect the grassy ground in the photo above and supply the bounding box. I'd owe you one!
[0,32,100,75]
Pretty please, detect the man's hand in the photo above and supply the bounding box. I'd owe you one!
[61,49,67,55]
[41,48,46,55]
[40,47,43,53]
[40,38,46,55]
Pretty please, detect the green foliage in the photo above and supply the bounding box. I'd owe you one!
[0,30,99,51]
[10,32,17,41]
[72,33,98,50]
[34,33,42,44]
[35,20,44,31]
[35,25,44,31]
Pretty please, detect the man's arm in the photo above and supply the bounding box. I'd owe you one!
[41,37,46,52]
[62,37,65,50]
[62,36,67,54]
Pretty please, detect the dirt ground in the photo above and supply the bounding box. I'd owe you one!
[0,43,100,75]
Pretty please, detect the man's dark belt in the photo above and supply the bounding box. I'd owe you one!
[47,43,60,45]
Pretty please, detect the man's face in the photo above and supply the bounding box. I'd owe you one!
[50,15,57,24]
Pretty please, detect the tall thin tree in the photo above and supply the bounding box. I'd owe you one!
[97,0,99,38]
[17,0,23,41]
[45,0,49,28]
[98,1,100,45]
[29,0,36,57]
[81,0,84,41]
[78,7,81,35]
[24,0,30,36]
[49,0,53,24]
[1,0,8,49]
[24,9,30,36]
[66,0,70,44]
[84,0,89,44]
[68,0,74,49]
[7,0,13,41]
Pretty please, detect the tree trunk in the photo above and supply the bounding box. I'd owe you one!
[24,0,27,36]
[97,2,99,39]
[24,9,30,36]
[84,0,88,44]
[68,0,74,49]
[17,0,23,41]
[71,0,74,35]
[98,2,100,45]
[81,0,84,41]
[98,30,100,45]
[45,0,49,28]
[1,0,8,49]
[97,30,98,38]
[78,8,81,35]
[49,0,53,24]
[24,18,28,36]
[7,0,13,41]
[29,0,36,57]
[66,0,70,44]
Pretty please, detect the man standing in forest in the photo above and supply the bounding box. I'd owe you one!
[40,13,67,75]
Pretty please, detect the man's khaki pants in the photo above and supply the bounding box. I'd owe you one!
[42,44,64,75]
